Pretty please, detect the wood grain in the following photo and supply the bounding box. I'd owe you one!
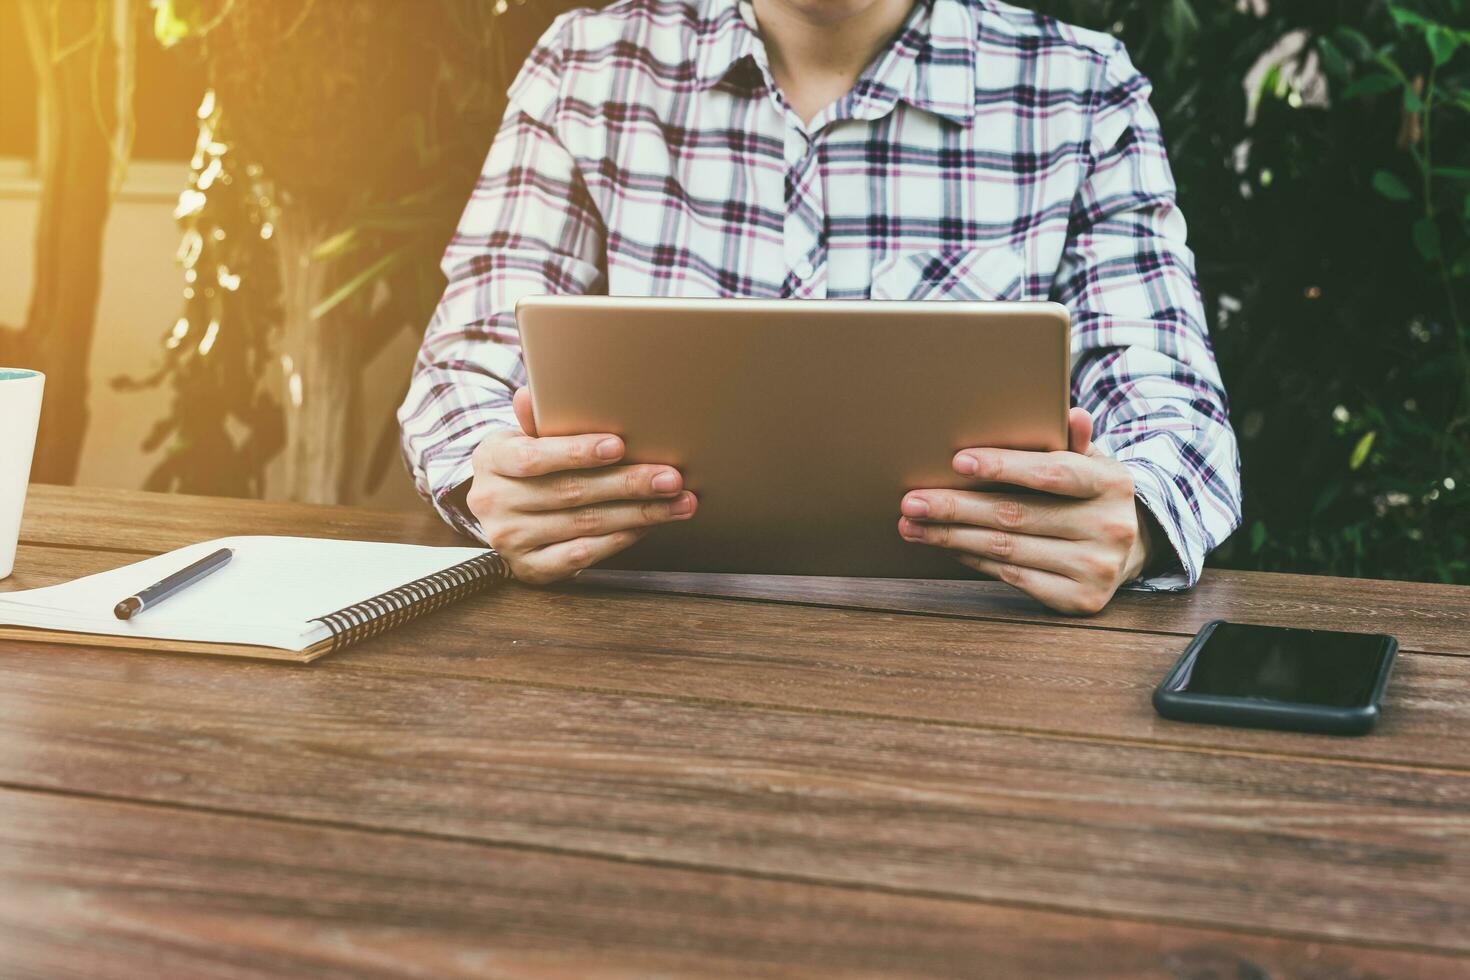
[0,544,100,592]
[21,484,1470,655]
[573,567,1470,656]
[18,484,463,552]
[363,585,1470,768]
[1,643,1466,952]
[8,545,1469,770]
[5,789,1463,979]
[11,486,1470,970]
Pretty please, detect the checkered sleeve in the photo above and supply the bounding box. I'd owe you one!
[398,13,606,540]
[1056,40,1242,590]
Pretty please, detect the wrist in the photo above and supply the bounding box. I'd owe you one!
[1126,498,1160,581]
[441,477,488,543]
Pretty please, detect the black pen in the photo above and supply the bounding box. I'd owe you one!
[113,547,234,620]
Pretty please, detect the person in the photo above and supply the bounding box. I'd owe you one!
[398,0,1243,614]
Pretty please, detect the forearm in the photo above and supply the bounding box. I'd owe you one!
[1079,349,1242,589]
[397,320,521,541]
[399,10,606,538]
[1053,38,1241,588]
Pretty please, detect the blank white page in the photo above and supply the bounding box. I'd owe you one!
[0,536,492,651]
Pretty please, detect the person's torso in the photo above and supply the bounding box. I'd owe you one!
[549,0,1117,302]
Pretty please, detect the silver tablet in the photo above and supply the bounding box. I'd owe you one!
[517,295,1070,578]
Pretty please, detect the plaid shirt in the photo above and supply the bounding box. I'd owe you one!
[398,0,1242,589]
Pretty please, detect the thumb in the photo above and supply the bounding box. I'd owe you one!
[512,386,538,437]
[1067,406,1094,456]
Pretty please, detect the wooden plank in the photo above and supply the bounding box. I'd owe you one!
[0,645,1466,952]
[20,484,1470,655]
[4,790,1462,979]
[359,585,1470,770]
[18,483,463,551]
[7,545,1469,770]
[573,567,1470,657]
[0,544,99,592]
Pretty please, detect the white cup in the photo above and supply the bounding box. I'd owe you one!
[0,368,44,579]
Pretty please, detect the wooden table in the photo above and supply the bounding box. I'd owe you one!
[3,485,1469,977]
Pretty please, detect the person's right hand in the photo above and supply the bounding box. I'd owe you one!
[466,387,697,584]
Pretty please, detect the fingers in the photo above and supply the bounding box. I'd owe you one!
[514,528,653,586]
[952,446,1118,499]
[952,553,1112,616]
[468,424,696,586]
[482,429,626,478]
[509,463,685,513]
[901,489,1084,539]
[513,386,538,437]
[1067,407,1093,456]
[488,492,697,552]
[898,518,1090,578]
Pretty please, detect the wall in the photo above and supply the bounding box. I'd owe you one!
[0,157,425,512]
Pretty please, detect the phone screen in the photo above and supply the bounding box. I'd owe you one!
[1163,623,1393,708]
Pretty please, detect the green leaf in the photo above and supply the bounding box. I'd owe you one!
[1404,87,1425,112]
[1429,26,1460,65]
[1372,170,1413,201]
[310,246,410,321]
[1340,73,1399,100]
[310,228,360,261]
[1433,166,1470,180]
[1374,51,1409,83]
[1259,64,1285,102]
[1316,37,1351,80]
[1388,5,1434,29]
[1163,0,1199,42]
[1250,521,1268,554]
[1334,26,1374,60]
[1349,431,1376,470]
[1413,217,1442,261]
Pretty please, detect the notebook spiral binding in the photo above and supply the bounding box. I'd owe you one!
[309,551,511,654]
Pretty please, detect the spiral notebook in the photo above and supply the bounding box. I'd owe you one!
[0,536,510,663]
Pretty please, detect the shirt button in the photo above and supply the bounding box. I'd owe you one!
[794,258,815,280]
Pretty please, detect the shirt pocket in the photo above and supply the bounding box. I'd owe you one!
[869,245,1027,302]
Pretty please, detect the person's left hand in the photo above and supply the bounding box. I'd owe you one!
[897,408,1159,615]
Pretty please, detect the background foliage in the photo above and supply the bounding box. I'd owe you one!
[141,0,573,498]
[113,93,283,496]
[1036,0,1470,582]
[141,0,1470,582]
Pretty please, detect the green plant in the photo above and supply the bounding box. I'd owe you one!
[138,0,1470,582]
[1309,1,1470,580]
[112,90,284,495]
[137,0,570,501]
[1035,0,1470,582]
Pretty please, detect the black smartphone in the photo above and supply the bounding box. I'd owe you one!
[1153,621,1398,735]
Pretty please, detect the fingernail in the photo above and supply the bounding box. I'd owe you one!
[670,493,694,516]
[652,470,679,493]
[902,495,929,518]
[899,518,923,540]
[595,438,622,460]
[955,454,979,476]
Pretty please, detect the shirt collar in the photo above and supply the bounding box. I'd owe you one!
[693,0,977,126]
[898,0,978,125]
[693,0,762,90]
